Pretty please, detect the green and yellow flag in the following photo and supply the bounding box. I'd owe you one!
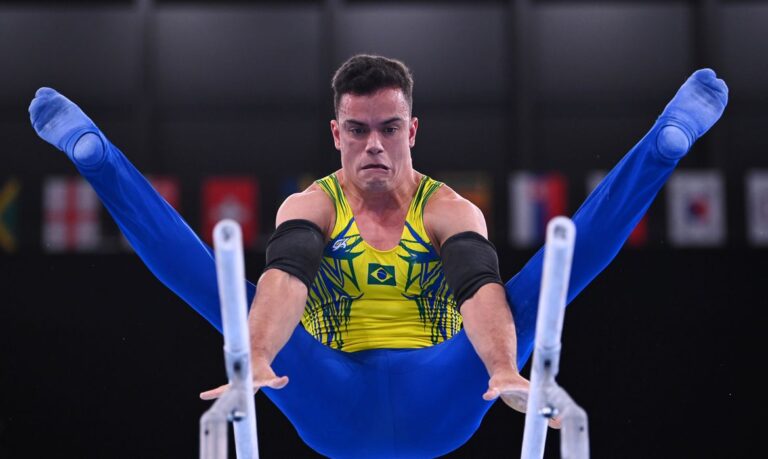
[0,178,20,252]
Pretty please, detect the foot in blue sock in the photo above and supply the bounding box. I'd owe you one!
[656,68,729,160]
[29,87,106,167]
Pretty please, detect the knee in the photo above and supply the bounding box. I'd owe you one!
[72,132,106,166]
[656,125,690,160]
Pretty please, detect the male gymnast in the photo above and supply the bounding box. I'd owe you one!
[30,54,727,458]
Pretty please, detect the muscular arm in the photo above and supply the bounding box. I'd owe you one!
[247,189,333,372]
[425,191,554,423]
[427,194,517,374]
[201,187,333,398]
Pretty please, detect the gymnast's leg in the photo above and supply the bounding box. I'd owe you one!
[386,69,730,458]
[504,69,728,365]
[29,87,254,332]
[28,88,384,458]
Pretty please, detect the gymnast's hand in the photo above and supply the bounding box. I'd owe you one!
[199,357,289,400]
[483,372,562,429]
[29,87,106,166]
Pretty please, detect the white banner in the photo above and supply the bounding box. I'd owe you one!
[746,170,768,246]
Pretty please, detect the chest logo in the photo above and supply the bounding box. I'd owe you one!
[332,237,351,251]
[368,263,396,286]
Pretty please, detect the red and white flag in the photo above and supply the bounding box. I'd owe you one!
[586,170,648,247]
[666,170,725,247]
[746,170,768,246]
[508,172,567,248]
[42,177,101,252]
[202,177,259,249]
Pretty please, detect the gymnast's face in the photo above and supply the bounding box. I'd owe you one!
[331,87,418,193]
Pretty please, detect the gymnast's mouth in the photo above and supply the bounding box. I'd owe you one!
[361,164,389,170]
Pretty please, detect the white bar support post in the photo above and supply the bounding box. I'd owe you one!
[200,219,259,459]
[520,216,589,459]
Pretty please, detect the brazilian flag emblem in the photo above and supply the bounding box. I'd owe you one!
[368,263,396,286]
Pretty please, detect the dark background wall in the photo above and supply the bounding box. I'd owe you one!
[1,1,766,458]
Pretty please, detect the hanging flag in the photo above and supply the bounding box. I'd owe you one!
[586,170,648,247]
[278,174,316,201]
[666,170,725,247]
[508,172,567,248]
[202,177,259,249]
[438,171,494,236]
[0,178,20,253]
[42,177,101,252]
[746,170,768,246]
[120,176,181,251]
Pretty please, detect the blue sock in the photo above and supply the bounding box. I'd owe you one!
[29,87,106,167]
[655,68,728,159]
[505,68,728,365]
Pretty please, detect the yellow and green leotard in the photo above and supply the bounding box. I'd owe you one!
[303,173,462,352]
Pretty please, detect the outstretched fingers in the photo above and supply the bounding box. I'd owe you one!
[199,375,289,401]
[485,384,562,430]
[200,383,229,400]
[256,375,289,390]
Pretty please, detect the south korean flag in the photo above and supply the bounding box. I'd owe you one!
[666,170,726,247]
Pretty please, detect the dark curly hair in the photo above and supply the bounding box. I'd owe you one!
[331,54,414,117]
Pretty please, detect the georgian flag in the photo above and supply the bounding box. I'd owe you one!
[42,176,101,252]
[666,170,725,247]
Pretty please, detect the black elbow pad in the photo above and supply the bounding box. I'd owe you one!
[264,219,325,288]
[441,231,502,309]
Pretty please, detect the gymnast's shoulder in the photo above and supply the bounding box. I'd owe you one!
[275,180,335,238]
[423,183,488,249]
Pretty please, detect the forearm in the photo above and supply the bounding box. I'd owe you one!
[461,283,519,375]
[248,269,308,364]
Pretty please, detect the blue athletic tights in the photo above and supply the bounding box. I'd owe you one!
[28,70,727,458]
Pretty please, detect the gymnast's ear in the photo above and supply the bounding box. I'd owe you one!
[409,116,418,148]
[330,119,341,150]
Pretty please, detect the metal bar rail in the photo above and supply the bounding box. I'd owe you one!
[520,216,589,459]
[200,219,259,459]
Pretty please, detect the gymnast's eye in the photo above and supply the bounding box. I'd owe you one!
[382,127,398,135]
[349,127,366,135]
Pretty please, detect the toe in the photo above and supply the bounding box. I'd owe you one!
[692,68,717,82]
[694,68,728,96]
[35,87,57,97]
